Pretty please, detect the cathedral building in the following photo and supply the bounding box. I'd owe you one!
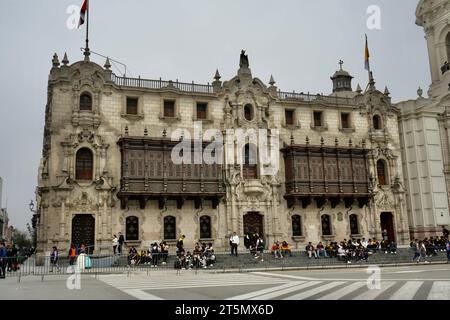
[396,0,450,239]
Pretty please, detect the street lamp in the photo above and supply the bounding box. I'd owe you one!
[29,200,39,229]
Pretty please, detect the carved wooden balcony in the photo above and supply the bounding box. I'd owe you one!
[117,136,224,209]
[281,142,372,209]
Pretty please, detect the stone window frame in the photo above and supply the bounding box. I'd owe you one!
[74,146,95,183]
[163,215,177,240]
[349,213,360,236]
[376,158,389,186]
[199,215,213,240]
[243,103,255,122]
[193,100,213,123]
[372,113,383,131]
[79,91,93,112]
[310,108,328,132]
[159,95,181,122]
[121,94,144,120]
[320,213,333,236]
[283,108,300,128]
[125,215,139,241]
[339,110,355,133]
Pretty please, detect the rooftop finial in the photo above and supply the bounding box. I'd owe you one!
[368,71,376,90]
[320,136,324,146]
[214,69,221,81]
[356,83,362,94]
[338,59,344,70]
[384,86,390,96]
[104,57,111,70]
[62,52,69,66]
[269,75,276,86]
[162,128,167,138]
[52,53,60,67]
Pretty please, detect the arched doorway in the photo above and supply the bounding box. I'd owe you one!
[71,214,95,251]
[243,212,264,237]
[380,212,395,242]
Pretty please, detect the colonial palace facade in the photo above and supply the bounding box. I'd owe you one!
[35,43,415,254]
[36,0,450,254]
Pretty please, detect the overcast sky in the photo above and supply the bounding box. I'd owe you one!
[0,0,429,230]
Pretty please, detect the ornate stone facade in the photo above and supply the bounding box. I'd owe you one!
[396,0,450,239]
[35,47,412,255]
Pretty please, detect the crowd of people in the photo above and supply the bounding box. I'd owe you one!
[127,241,170,267]
[0,241,36,278]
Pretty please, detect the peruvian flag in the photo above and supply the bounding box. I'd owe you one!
[78,0,88,28]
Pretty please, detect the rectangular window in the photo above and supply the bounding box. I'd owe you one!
[341,113,350,129]
[126,97,138,115]
[164,100,175,117]
[313,111,322,127]
[196,102,208,120]
[285,110,294,126]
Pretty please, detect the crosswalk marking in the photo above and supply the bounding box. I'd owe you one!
[427,281,450,300]
[251,272,317,281]
[96,273,288,291]
[390,281,424,300]
[318,282,367,300]
[354,281,396,300]
[122,289,164,300]
[251,281,323,300]
[284,281,345,300]
[95,271,450,301]
[227,282,305,300]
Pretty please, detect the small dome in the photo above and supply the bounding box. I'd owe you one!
[332,69,351,78]
[331,60,353,93]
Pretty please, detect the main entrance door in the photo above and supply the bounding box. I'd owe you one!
[71,214,95,250]
[380,212,395,242]
[243,212,264,236]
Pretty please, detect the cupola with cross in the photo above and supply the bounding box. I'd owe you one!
[331,60,353,93]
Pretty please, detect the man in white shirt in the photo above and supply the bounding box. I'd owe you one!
[230,232,240,256]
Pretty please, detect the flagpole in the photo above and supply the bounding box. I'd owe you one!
[84,0,90,61]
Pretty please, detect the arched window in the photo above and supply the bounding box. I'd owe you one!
[349,214,359,235]
[79,92,92,111]
[75,148,93,180]
[244,104,254,121]
[377,160,388,185]
[199,215,211,239]
[291,215,302,236]
[321,214,332,236]
[126,216,139,240]
[373,115,382,130]
[164,216,176,240]
[243,143,257,179]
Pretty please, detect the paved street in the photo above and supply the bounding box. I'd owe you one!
[0,264,449,300]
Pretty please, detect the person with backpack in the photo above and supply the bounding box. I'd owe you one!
[50,246,61,272]
[118,232,125,254]
[255,235,265,262]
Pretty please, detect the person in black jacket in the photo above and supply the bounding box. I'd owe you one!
[118,232,125,254]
